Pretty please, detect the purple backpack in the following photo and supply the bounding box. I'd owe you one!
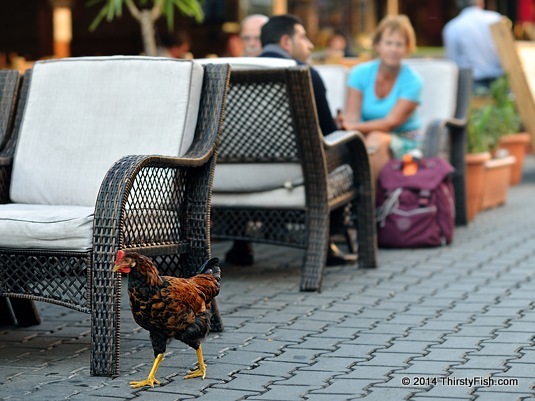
[376,157,455,248]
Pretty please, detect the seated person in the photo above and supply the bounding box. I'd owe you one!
[341,15,423,180]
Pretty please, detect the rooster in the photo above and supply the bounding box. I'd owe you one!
[113,250,221,388]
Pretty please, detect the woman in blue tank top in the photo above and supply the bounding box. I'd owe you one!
[340,15,423,180]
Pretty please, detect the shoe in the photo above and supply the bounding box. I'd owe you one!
[326,243,357,266]
[225,240,254,266]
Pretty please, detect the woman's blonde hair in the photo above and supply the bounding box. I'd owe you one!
[372,14,417,55]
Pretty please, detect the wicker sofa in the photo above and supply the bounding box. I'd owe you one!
[0,57,229,376]
[197,58,378,291]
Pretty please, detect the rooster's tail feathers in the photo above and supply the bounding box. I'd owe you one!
[196,257,221,281]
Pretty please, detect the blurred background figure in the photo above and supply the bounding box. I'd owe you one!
[224,32,244,57]
[442,0,504,94]
[158,30,192,59]
[325,31,356,62]
[240,14,269,57]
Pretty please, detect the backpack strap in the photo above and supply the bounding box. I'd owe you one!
[377,187,403,228]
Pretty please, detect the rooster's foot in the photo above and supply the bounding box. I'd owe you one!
[130,377,161,388]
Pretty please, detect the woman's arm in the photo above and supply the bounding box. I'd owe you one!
[343,87,363,129]
[344,90,418,135]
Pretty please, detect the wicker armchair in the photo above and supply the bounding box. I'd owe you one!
[404,59,472,226]
[208,64,378,291]
[0,57,230,376]
[317,60,472,226]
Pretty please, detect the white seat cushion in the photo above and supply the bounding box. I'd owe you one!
[213,163,303,192]
[0,204,94,251]
[10,56,204,207]
[212,164,353,208]
[403,59,458,130]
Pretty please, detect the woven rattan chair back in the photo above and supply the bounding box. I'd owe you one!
[219,73,299,162]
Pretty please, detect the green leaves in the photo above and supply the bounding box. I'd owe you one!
[468,75,521,154]
[87,0,204,31]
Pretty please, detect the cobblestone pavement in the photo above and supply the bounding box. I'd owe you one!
[2,157,535,401]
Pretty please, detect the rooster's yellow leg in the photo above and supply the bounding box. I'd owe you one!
[130,353,164,388]
[184,345,207,379]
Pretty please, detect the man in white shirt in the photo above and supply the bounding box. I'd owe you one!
[443,0,504,93]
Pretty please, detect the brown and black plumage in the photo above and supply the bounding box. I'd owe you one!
[113,250,221,388]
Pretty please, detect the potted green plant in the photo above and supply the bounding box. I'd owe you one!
[465,106,491,221]
[489,77,530,185]
[467,76,518,213]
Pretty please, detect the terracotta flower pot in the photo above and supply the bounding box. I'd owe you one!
[480,155,516,211]
[465,152,491,221]
[498,133,531,185]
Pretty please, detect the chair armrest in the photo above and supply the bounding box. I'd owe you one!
[323,130,364,149]
[94,153,215,252]
[444,117,467,129]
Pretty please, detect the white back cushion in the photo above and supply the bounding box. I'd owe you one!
[10,56,203,207]
[195,57,296,70]
[403,58,458,130]
[315,64,349,118]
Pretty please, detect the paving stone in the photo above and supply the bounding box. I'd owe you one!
[194,388,261,401]
[286,336,338,351]
[248,384,319,400]
[299,356,365,373]
[262,348,322,365]
[499,363,535,379]
[395,361,453,376]
[308,378,376,397]
[308,326,358,339]
[238,360,302,378]
[431,335,485,350]
[473,342,523,357]
[490,331,534,344]
[329,343,387,359]
[470,391,535,401]
[381,340,431,355]
[346,386,425,400]
[339,365,400,380]
[412,348,466,363]
[359,351,416,367]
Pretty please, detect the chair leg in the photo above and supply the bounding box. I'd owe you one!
[0,297,41,327]
[209,298,224,332]
[90,257,121,377]
[300,214,329,292]
[10,298,41,327]
[0,297,16,325]
[352,198,378,268]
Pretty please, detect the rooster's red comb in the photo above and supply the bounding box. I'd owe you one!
[115,250,125,264]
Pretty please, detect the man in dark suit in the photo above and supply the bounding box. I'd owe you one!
[225,14,355,267]
[259,14,338,136]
